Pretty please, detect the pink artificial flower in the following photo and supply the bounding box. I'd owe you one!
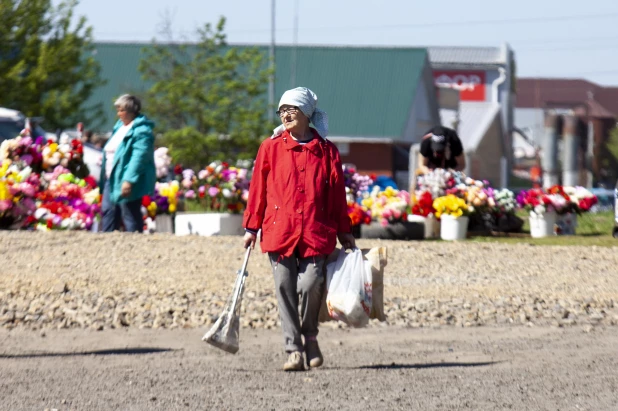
[21,154,33,166]
[18,183,36,197]
[185,190,196,199]
[208,187,219,197]
[0,200,13,212]
[198,186,206,195]
[380,218,389,227]
[182,179,193,189]
[198,169,209,180]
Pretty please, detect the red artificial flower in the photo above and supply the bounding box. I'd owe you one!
[83,176,97,189]
[370,173,377,180]
[142,195,152,207]
[222,162,229,168]
[173,165,183,175]
[46,220,53,229]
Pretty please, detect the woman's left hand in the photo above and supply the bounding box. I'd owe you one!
[121,181,132,197]
[337,232,356,250]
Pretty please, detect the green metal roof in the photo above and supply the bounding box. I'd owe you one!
[89,43,429,138]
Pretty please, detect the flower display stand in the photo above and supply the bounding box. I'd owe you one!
[174,212,244,236]
[556,213,577,235]
[155,214,174,233]
[440,215,469,241]
[529,211,557,238]
[360,221,424,240]
[407,214,440,239]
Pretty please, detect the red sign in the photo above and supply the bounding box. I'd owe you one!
[433,70,486,101]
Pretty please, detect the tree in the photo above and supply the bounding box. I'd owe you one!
[0,0,105,131]
[138,17,274,169]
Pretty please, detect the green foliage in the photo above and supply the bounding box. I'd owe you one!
[138,17,274,169]
[0,0,105,130]
[606,127,618,164]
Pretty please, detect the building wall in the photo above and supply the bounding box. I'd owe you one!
[469,117,503,186]
[404,62,441,143]
[338,143,393,177]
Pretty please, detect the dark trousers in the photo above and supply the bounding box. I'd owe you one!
[101,181,143,233]
[269,252,325,353]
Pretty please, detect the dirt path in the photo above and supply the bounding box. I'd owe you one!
[1,326,617,410]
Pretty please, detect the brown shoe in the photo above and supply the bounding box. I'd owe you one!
[283,351,305,371]
[305,340,323,368]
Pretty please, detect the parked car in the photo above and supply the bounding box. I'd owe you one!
[0,107,47,143]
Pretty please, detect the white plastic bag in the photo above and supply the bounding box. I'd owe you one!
[325,248,373,327]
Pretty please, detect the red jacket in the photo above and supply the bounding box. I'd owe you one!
[243,129,351,258]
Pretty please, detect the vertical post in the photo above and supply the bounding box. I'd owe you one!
[268,0,276,123]
[562,116,579,187]
[500,156,508,189]
[408,143,421,194]
[542,112,559,189]
[586,120,594,188]
[290,0,298,87]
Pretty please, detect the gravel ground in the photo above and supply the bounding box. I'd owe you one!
[1,231,617,331]
[0,326,617,410]
[1,231,618,410]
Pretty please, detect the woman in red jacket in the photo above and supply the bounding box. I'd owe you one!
[243,87,355,371]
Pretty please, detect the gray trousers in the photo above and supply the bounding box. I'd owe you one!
[269,252,325,353]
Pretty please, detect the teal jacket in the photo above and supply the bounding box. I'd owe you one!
[99,114,156,204]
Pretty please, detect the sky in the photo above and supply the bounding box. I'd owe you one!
[60,0,618,86]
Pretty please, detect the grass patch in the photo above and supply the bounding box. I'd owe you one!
[468,211,618,247]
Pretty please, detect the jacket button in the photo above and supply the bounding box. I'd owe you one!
[297,209,302,214]
[299,166,304,171]
[298,188,304,193]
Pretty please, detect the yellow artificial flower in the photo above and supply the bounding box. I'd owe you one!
[0,181,11,201]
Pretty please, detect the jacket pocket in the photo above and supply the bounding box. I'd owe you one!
[262,205,279,233]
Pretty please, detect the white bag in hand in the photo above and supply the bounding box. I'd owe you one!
[326,248,372,327]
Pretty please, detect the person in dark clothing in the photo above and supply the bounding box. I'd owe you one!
[419,126,466,173]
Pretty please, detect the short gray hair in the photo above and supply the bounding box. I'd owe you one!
[114,94,141,115]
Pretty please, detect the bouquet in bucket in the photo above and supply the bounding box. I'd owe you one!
[516,188,555,217]
[562,186,598,213]
[142,181,179,219]
[342,164,374,201]
[415,169,466,199]
[0,161,39,228]
[29,167,100,231]
[1,138,100,231]
[361,186,410,227]
[342,165,373,227]
[411,190,434,217]
[517,185,597,216]
[177,161,251,214]
[1,132,89,177]
[432,194,470,219]
[347,202,372,227]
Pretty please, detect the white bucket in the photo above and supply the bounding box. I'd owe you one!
[407,214,441,239]
[440,214,469,241]
[529,211,557,238]
[155,214,174,233]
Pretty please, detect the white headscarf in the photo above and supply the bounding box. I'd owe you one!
[272,87,328,138]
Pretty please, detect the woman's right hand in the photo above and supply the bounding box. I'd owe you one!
[243,231,257,249]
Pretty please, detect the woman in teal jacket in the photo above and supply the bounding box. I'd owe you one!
[99,94,156,232]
